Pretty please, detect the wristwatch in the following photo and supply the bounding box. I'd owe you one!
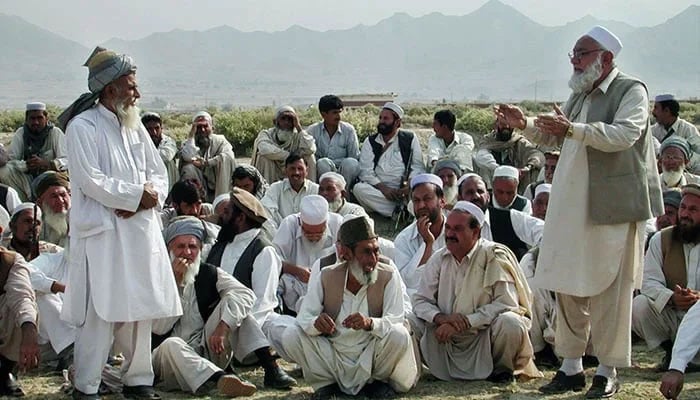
[565,123,574,138]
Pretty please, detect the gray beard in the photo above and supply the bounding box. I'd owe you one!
[327,197,343,213]
[568,55,603,94]
[169,250,202,287]
[42,208,68,238]
[349,259,378,287]
[116,102,142,130]
[444,185,458,206]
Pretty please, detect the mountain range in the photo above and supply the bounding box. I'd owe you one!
[0,0,698,109]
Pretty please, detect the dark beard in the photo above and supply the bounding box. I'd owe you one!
[495,129,513,141]
[150,135,162,148]
[195,133,211,150]
[216,219,239,243]
[377,123,394,136]
[672,220,700,243]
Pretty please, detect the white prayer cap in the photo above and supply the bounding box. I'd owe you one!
[534,183,552,198]
[493,165,519,181]
[452,201,485,227]
[382,102,404,119]
[655,94,676,102]
[26,102,46,111]
[212,193,230,211]
[319,172,346,189]
[192,111,212,124]
[275,105,296,119]
[457,172,481,187]
[11,202,42,221]
[300,195,328,225]
[585,25,623,57]
[410,173,443,190]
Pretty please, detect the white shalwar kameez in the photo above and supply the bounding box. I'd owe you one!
[62,104,182,394]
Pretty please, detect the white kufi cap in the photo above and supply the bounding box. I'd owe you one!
[300,195,329,225]
[452,201,485,227]
[26,102,47,111]
[493,165,519,181]
[585,25,623,57]
[534,183,552,198]
[382,102,404,119]
[410,173,443,190]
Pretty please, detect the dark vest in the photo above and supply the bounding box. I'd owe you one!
[490,195,527,212]
[0,185,8,213]
[152,262,220,349]
[562,71,662,224]
[206,231,272,288]
[489,207,528,260]
[659,227,688,290]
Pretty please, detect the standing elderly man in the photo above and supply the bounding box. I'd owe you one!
[180,111,236,202]
[651,94,700,174]
[32,171,70,247]
[307,95,360,188]
[354,102,425,218]
[60,46,182,400]
[273,195,342,315]
[658,137,700,190]
[497,25,663,397]
[394,174,447,295]
[1,102,68,201]
[413,201,539,383]
[427,109,475,174]
[318,172,366,217]
[252,106,316,183]
[141,112,179,191]
[283,216,418,399]
[632,184,700,372]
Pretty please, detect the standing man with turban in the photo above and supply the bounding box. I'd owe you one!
[1,102,68,202]
[497,26,662,397]
[251,106,316,183]
[59,46,182,400]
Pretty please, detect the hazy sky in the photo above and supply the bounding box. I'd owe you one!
[3,0,699,45]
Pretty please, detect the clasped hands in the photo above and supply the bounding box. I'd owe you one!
[433,313,471,343]
[115,182,159,218]
[314,312,372,336]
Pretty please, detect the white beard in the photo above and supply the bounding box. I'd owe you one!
[568,54,603,94]
[116,102,141,130]
[661,169,684,187]
[349,259,378,287]
[169,250,201,287]
[444,185,459,206]
[42,207,69,238]
[327,197,343,213]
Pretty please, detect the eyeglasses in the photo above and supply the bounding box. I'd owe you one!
[568,48,604,61]
[660,154,685,162]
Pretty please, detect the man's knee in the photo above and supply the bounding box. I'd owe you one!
[316,158,335,176]
[491,312,527,339]
[156,337,188,354]
[632,294,657,327]
[382,324,411,348]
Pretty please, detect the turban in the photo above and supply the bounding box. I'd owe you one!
[26,102,46,111]
[433,159,462,177]
[493,165,519,181]
[382,102,404,119]
[662,190,681,209]
[275,105,296,119]
[11,202,42,224]
[319,172,346,189]
[660,136,691,161]
[410,173,443,190]
[57,46,137,130]
[534,183,552,198]
[232,165,269,199]
[585,25,623,57]
[452,201,485,227]
[212,193,230,212]
[230,187,268,224]
[192,111,212,124]
[338,216,377,247]
[163,216,205,245]
[300,195,328,225]
[31,171,70,200]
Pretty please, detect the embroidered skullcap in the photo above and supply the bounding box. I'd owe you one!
[452,201,485,227]
[660,136,690,161]
[338,216,377,247]
[410,173,443,190]
[585,25,622,57]
[319,172,346,189]
[534,183,552,199]
[655,94,676,103]
[163,216,205,244]
[493,165,519,181]
[229,187,268,224]
[275,105,296,119]
[433,159,461,176]
[300,195,328,225]
[662,190,681,209]
[382,102,404,119]
[31,171,70,200]
[26,102,46,111]
[192,111,212,124]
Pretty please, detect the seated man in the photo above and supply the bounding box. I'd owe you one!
[0,183,21,215]
[273,195,342,314]
[2,203,62,260]
[0,247,40,397]
[659,301,700,400]
[459,173,543,260]
[261,152,319,227]
[655,190,681,232]
[282,216,418,399]
[232,165,268,200]
[651,94,700,174]
[531,183,551,221]
[427,109,475,174]
[658,137,700,190]
[252,106,316,183]
[394,174,447,295]
[474,118,543,192]
[207,193,231,226]
[161,181,219,257]
[632,184,700,372]
[141,112,179,190]
[306,95,360,188]
[152,217,295,397]
[32,171,70,247]
[318,172,366,217]
[413,201,540,383]
[433,160,461,208]
[0,102,68,201]
[524,150,559,200]
[491,165,532,214]
[180,111,236,202]
[353,102,425,218]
